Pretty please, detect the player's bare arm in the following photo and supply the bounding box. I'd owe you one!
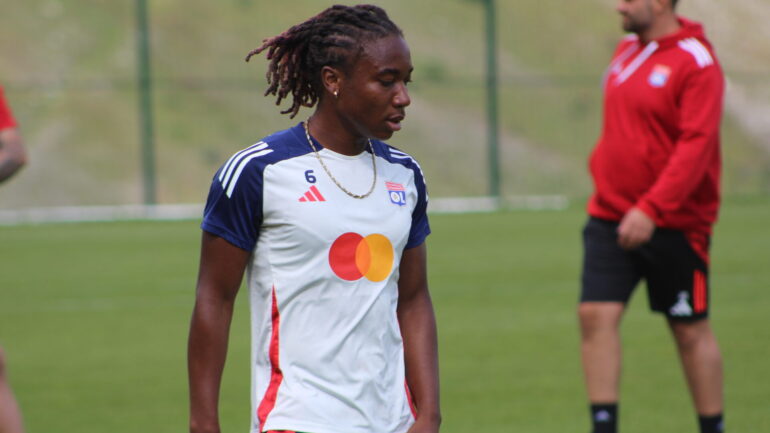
[188,232,250,433]
[0,128,27,182]
[397,243,441,433]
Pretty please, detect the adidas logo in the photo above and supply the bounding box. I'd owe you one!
[299,185,326,202]
[669,291,693,316]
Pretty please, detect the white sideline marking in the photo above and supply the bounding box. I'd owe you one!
[0,204,204,226]
[0,196,568,226]
[428,195,569,213]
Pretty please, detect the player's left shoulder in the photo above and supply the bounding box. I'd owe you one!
[373,141,429,194]
[377,142,426,178]
[375,141,419,167]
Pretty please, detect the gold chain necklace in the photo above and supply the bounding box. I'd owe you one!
[303,119,377,200]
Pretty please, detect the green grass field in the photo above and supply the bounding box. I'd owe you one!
[1,199,769,432]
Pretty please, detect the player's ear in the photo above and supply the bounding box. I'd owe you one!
[321,66,343,100]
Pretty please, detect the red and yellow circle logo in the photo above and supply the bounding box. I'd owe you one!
[328,233,394,282]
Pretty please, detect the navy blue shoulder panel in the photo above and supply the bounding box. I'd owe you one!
[201,123,312,251]
[372,140,431,249]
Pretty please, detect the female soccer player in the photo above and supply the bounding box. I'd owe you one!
[187,5,440,433]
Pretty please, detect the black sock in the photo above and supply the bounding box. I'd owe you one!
[590,403,618,433]
[699,413,724,433]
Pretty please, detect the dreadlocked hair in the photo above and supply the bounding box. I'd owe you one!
[245,4,403,118]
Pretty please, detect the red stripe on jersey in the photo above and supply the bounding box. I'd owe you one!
[693,270,707,313]
[700,272,705,312]
[304,191,316,202]
[693,271,700,312]
[686,232,710,265]
[309,185,325,201]
[257,287,284,431]
[404,380,417,419]
[698,272,708,313]
[695,271,706,313]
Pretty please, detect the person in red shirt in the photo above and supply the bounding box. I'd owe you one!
[579,1,724,433]
[0,85,27,183]
[0,85,27,433]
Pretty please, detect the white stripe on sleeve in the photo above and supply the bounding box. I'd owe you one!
[224,149,274,197]
[220,142,269,184]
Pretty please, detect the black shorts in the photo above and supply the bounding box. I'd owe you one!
[580,217,710,321]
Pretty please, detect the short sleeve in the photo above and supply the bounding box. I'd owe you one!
[201,150,267,252]
[406,167,430,249]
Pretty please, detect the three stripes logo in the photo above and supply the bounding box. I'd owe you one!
[677,38,714,69]
[299,185,326,202]
[219,141,273,198]
[388,147,426,183]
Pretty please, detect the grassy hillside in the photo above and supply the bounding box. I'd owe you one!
[0,0,767,208]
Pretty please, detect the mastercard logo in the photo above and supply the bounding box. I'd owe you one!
[328,233,394,282]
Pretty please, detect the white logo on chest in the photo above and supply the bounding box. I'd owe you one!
[648,64,671,88]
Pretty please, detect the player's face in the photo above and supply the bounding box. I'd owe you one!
[616,0,655,34]
[338,35,412,141]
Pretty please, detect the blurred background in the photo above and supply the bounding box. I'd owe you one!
[1,0,768,212]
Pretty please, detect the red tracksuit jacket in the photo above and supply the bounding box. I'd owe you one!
[588,18,724,238]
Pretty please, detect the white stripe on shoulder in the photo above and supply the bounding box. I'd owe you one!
[615,41,658,85]
[223,149,273,197]
[389,153,411,160]
[218,141,273,197]
[678,39,705,67]
[219,141,269,183]
[690,39,714,67]
[387,147,427,182]
[678,38,713,68]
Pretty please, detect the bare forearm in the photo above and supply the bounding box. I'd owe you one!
[189,233,249,433]
[0,349,25,433]
[188,297,235,433]
[0,130,27,183]
[0,150,25,182]
[398,290,441,427]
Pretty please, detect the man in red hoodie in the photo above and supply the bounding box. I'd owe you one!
[579,1,724,433]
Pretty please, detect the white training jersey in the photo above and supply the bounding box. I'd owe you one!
[201,123,430,433]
